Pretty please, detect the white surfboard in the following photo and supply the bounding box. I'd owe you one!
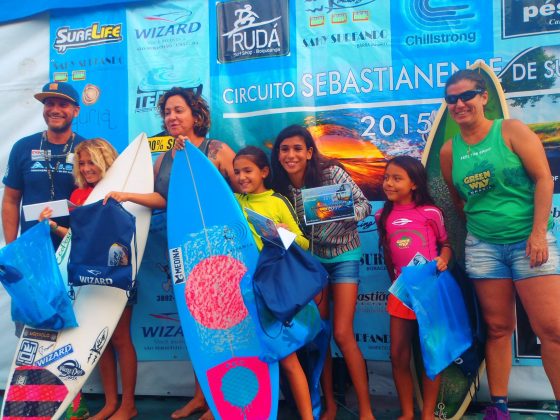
[1,133,153,420]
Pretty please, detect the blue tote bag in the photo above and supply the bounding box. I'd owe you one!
[0,221,77,330]
[67,198,136,295]
[254,294,323,363]
[400,261,473,379]
[252,242,328,324]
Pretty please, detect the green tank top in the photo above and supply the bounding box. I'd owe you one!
[451,119,550,243]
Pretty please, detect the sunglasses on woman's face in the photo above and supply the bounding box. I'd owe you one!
[445,89,484,105]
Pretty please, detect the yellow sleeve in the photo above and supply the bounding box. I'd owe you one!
[235,193,264,251]
[277,198,309,250]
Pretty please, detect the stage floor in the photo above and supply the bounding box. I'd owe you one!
[77,393,557,419]
[0,390,557,418]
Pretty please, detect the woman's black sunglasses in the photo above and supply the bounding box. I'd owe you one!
[445,89,484,104]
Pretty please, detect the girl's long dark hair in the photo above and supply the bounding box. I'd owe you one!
[234,145,272,189]
[271,124,343,199]
[377,156,435,255]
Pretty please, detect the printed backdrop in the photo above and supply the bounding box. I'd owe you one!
[7,0,560,362]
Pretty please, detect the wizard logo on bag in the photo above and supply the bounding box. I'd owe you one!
[68,198,136,293]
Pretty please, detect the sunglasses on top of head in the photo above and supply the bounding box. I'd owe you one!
[445,89,485,105]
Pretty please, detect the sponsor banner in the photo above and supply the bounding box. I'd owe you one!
[500,45,560,196]
[131,212,189,361]
[514,195,560,365]
[386,1,496,103]
[498,44,560,96]
[297,0,392,105]
[126,0,209,142]
[298,0,387,50]
[36,0,560,365]
[493,1,560,69]
[147,132,175,153]
[50,6,129,150]
[215,103,434,202]
[390,1,494,64]
[209,0,297,145]
[216,0,289,63]
[354,202,391,360]
[332,202,390,361]
[502,0,560,38]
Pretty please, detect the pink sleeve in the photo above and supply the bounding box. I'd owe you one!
[426,206,448,244]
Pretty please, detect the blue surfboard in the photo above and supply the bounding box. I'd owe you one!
[167,142,279,420]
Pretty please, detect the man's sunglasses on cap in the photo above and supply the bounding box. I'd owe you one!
[445,89,485,105]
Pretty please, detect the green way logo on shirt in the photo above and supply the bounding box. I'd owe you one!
[464,170,491,189]
[463,160,495,195]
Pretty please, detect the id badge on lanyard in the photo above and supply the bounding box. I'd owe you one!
[40,131,75,200]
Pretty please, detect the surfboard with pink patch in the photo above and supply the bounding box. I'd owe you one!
[167,142,279,419]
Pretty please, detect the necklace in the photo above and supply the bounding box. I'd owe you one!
[40,131,75,158]
[41,131,76,200]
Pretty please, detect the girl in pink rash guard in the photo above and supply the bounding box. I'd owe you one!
[376,156,452,420]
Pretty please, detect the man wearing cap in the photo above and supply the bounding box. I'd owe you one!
[2,81,85,248]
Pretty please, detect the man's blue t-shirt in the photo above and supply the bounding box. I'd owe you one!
[3,132,85,244]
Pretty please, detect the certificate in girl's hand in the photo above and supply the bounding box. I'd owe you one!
[244,208,296,249]
[301,183,355,225]
[22,199,74,221]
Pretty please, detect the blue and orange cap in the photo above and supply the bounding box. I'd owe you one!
[34,82,80,106]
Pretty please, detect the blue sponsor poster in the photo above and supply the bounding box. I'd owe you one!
[126,0,209,151]
[388,1,496,105]
[501,0,560,39]
[513,195,559,366]
[50,6,129,151]
[209,0,297,148]
[332,202,391,361]
[131,212,189,361]
[354,203,392,361]
[216,0,290,63]
[296,0,392,104]
[498,44,560,197]
[390,1,494,67]
[492,1,560,87]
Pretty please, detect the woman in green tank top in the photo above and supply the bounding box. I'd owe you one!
[439,69,560,420]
